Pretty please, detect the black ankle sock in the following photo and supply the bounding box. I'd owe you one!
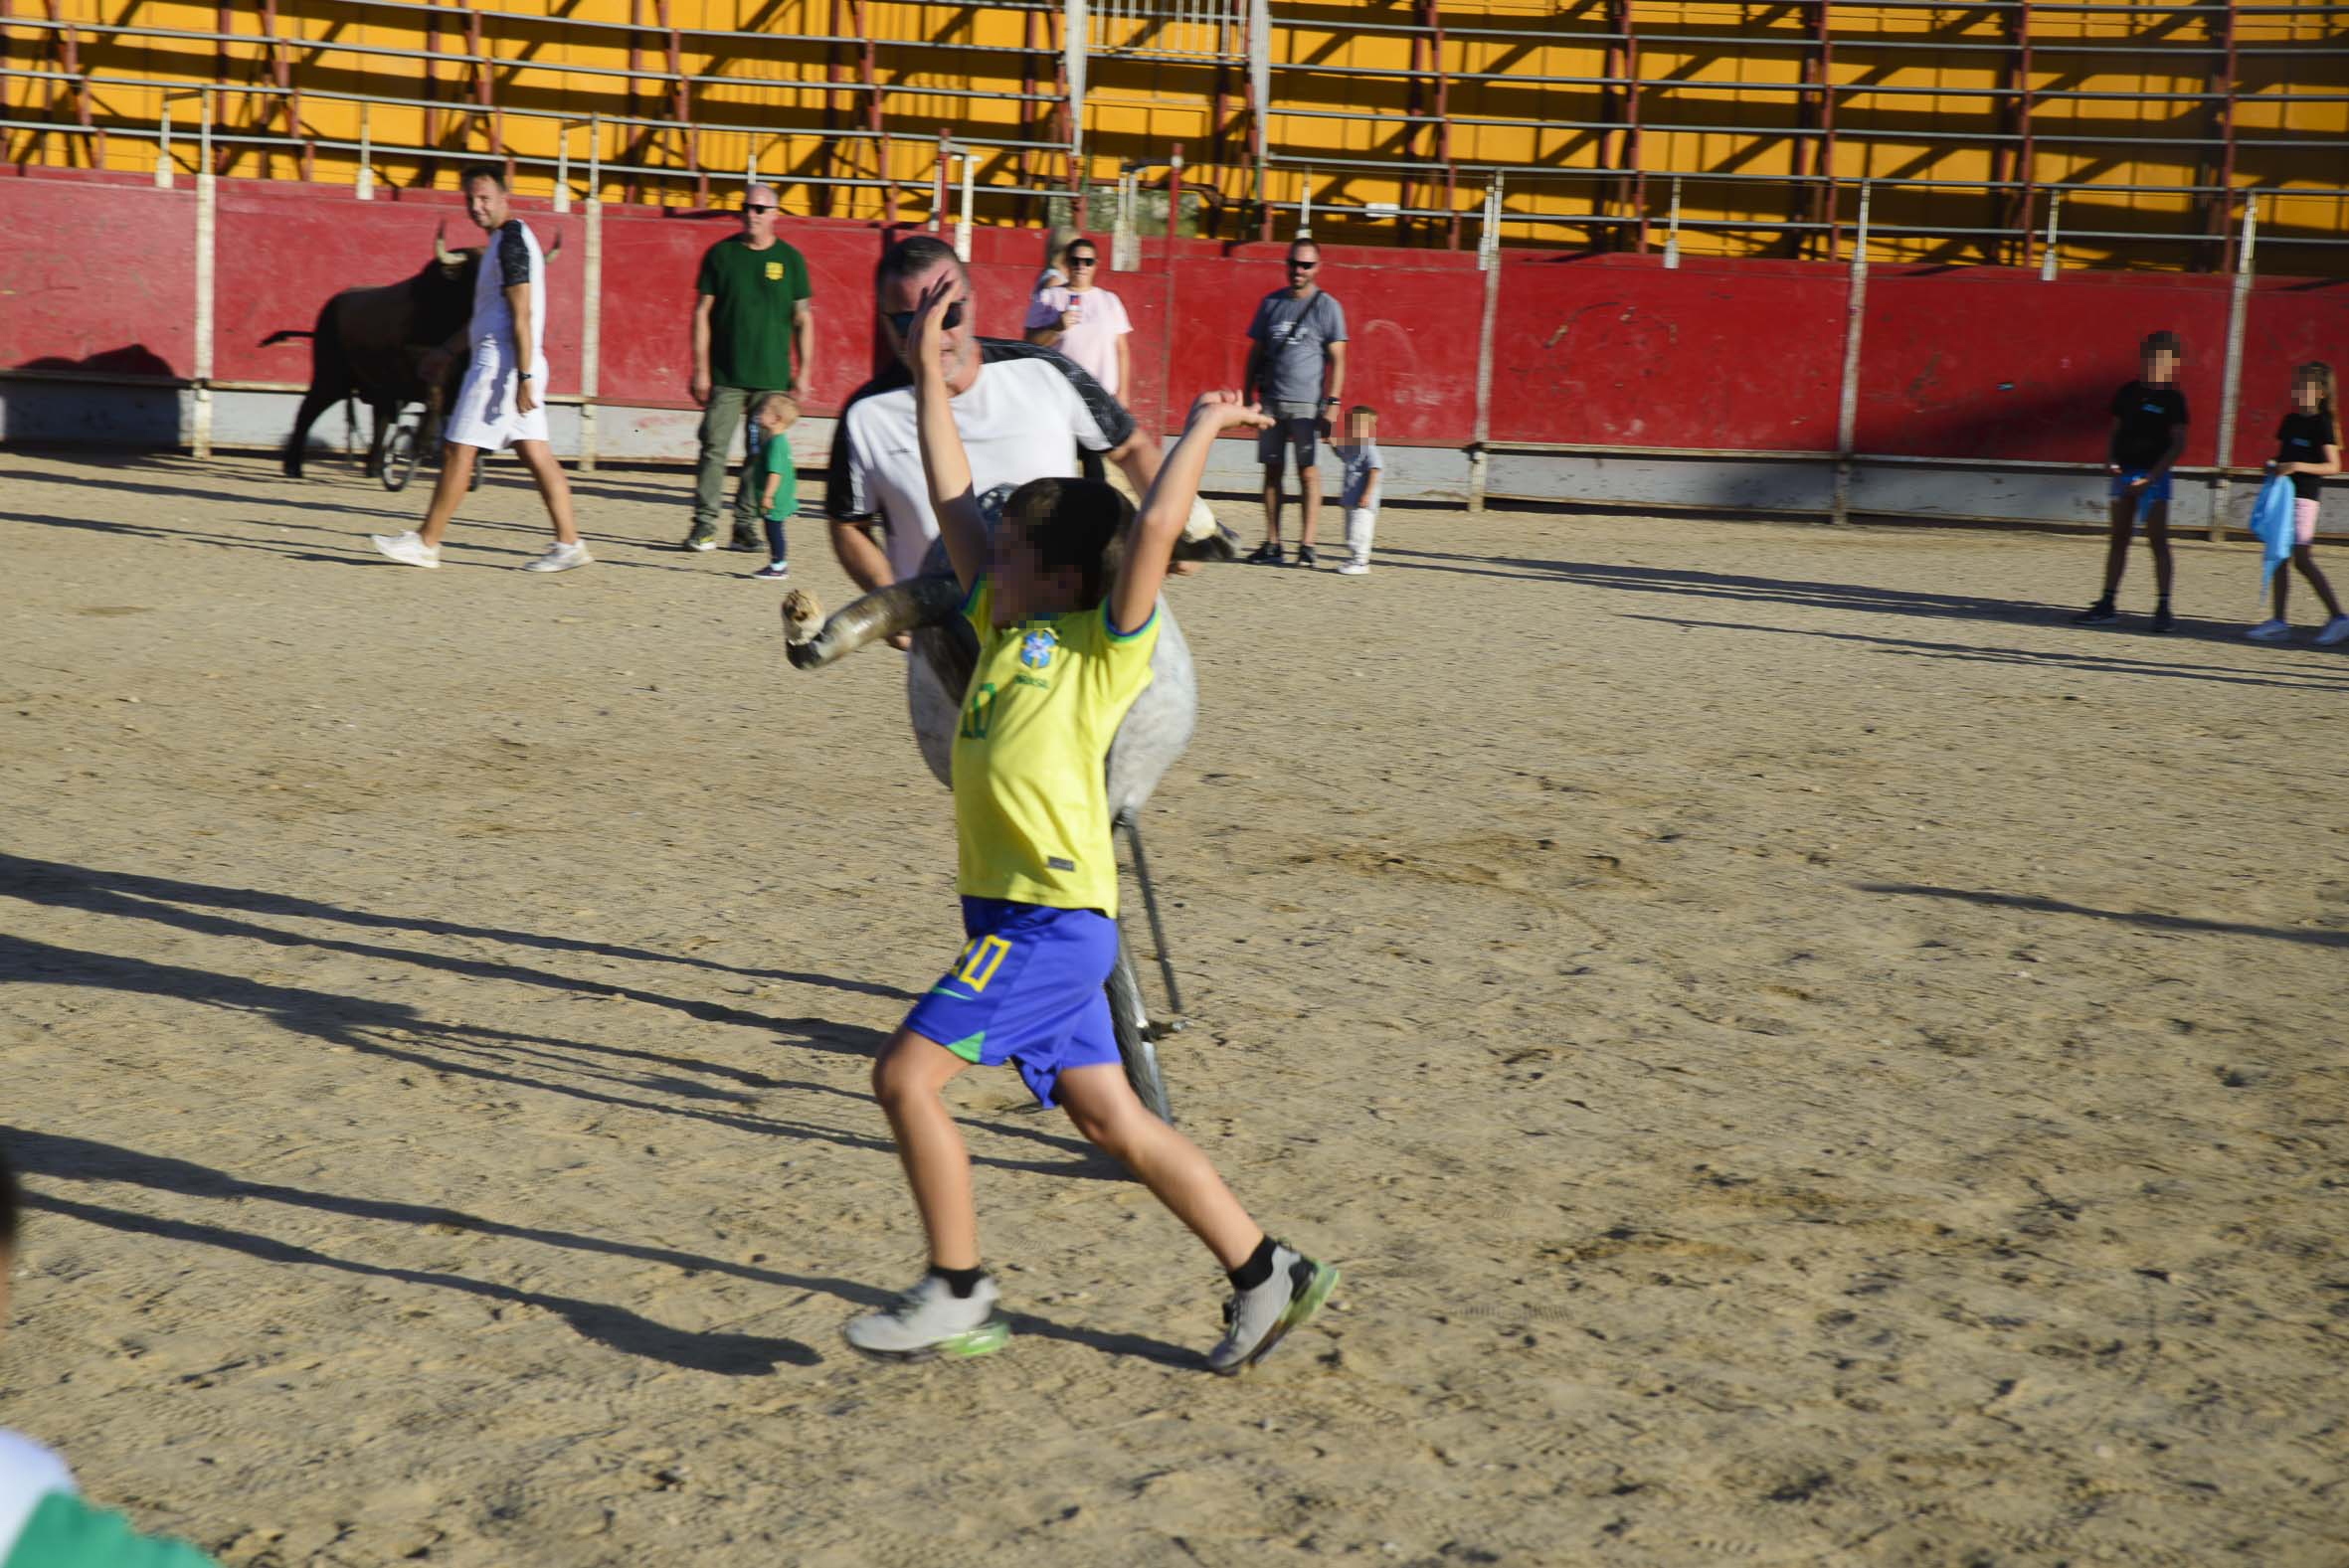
[1228,1235,1279,1293]
[932,1265,987,1300]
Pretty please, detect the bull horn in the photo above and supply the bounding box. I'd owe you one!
[545,231,564,263]
[782,575,966,671]
[434,221,456,267]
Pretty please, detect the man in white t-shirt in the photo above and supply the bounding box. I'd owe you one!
[826,235,1168,599]
[366,165,589,574]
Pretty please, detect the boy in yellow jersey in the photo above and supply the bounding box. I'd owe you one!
[843,278,1341,1373]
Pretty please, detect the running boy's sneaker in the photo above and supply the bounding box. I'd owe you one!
[1207,1244,1340,1376]
[523,541,593,573]
[2315,614,2349,646]
[2149,602,2175,634]
[2246,617,2291,642]
[750,562,791,581]
[843,1274,1009,1361]
[2071,598,2118,625]
[1245,540,1283,566]
[368,530,441,569]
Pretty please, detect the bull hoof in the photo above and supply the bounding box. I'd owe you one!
[780,589,824,646]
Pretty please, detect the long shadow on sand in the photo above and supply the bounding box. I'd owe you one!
[0,854,912,1001]
[8,1128,1193,1370]
[1,933,1117,1182]
[1617,613,2349,695]
[1861,884,2349,950]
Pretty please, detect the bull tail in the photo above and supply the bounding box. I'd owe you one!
[260,329,315,346]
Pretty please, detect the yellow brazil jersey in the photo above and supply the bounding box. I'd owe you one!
[951,577,1159,917]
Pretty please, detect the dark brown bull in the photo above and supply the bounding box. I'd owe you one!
[267,227,558,478]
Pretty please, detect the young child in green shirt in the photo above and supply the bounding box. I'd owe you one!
[749,392,800,581]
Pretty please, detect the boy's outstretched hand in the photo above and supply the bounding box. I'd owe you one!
[1186,390,1274,433]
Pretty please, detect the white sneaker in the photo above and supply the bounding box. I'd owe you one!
[2316,615,2349,647]
[2245,618,2290,642]
[842,1273,1008,1360]
[1336,560,1369,577]
[523,540,593,573]
[1206,1243,1340,1375]
[368,531,441,569]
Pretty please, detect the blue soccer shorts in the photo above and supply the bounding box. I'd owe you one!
[2110,468,2173,510]
[903,897,1122,1108]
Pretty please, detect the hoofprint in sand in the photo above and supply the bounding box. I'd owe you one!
[3,451,2342,1567]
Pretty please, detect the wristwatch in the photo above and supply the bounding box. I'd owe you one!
[1321,396,1339,407]
[517,371,534,381]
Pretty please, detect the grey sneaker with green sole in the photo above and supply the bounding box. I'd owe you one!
[842,1273,1009,1361]
[1207,1245,1340,1375]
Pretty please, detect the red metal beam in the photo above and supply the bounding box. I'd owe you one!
[465,0,498,164]
[2209,0,2239,270]
[1427,0,1457,249]
[1995,0,2036,267]
[43,1,99,169]
[1786,0,1833,260]
[261,0,310,181]
[423,0,443,187]
[1604,0,1646,253]
[863,0,891,226]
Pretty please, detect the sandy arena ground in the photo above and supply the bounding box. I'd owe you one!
[2,448,2344,1567]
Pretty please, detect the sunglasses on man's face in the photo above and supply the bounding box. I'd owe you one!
[886,300,966,337]
[1288,260,1319,271]
[1068,256,1098,267]
[745,204,779,215]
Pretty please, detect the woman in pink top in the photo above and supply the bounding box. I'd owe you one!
[1023,236,1133,397]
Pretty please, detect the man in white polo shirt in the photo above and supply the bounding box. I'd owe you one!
[826,235,1167,597]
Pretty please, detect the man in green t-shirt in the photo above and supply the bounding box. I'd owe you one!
[687,185,814,553]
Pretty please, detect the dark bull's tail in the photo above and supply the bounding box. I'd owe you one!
[260,328,315,347]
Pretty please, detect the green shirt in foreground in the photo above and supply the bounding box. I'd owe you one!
[1,1431,219,1568]
[759,432,799,522]
[696,235,810,394]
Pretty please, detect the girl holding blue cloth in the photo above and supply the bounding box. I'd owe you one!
[2247,361,2348,644]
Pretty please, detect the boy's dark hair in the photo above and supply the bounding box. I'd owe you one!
[458,162,507,192]
[2142,330,2184,356]
[2,1140,18,1257]
[876,235,964,295]
[1003,477,1134,609]
[1349,404,1376,419]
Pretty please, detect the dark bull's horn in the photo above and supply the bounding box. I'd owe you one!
[434,222,456,266]
[781,575,966,670]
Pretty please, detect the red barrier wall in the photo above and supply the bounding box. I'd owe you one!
[6,173,2343,473]
[0,179,196,380]
[1486,255,1848,451]
[1854,269,2234,465]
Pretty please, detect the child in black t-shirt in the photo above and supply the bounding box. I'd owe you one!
[2075,331,2189,631]
[2247,361,2348,644]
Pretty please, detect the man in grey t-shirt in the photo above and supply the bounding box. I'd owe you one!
[1242,240,1348,568]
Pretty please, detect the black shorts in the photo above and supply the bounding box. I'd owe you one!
[1258,415,1320,467]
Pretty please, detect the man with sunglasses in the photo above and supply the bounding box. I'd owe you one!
[1241,240,1348,568]
[828,236,1171,609]
[1021,236,1134,482]
[686,184,814,553]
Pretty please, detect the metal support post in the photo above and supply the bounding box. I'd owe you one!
[1664,176,1683,268]
[193,159,216,457]
[929,127,948,232]
[1167,143,1183,244]
[957,151,976,262]
[1249,0,1269,243]
[1064,0,1088,229]
[1832,181,1872,525]
[588,111,601,209]
[2040,188,2062,280]
[581,192,602,471]
[357,102,373,199]
[1298,168,1312,239]
[1471,206,1501,512]
[155,100,172,188]
[2211,191,2257,541]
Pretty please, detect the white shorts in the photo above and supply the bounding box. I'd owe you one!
[445,340,549,451]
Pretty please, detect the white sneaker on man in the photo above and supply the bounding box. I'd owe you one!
[523,540,593,573]
[2316,614,2349,646]
[368,531,441,569]
[2245,618,2290,642]
[1336,560,1369,577]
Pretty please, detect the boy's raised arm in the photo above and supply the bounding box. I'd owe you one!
[1110,392,1271,633]
[907,278,989,590]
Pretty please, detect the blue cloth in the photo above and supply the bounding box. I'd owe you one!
[2109,468,2172,513]
[2249,473,2298,593]
[903,898,1121,1108]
